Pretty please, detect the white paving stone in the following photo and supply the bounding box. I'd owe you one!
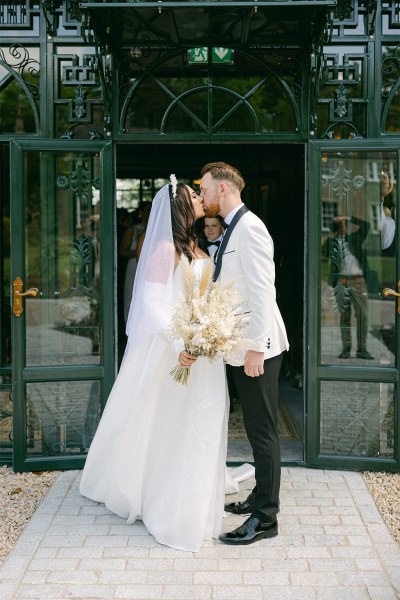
[212,585,262,599]
[315,588,370,600]
[262,586,316,599]
[0,467,399,600]
[367,587,398,600]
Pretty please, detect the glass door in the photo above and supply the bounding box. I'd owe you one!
[307,141,399,471]
[10,140,114,471]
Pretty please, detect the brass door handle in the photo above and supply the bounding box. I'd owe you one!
[13,277,39,317]
[383,280,400,314]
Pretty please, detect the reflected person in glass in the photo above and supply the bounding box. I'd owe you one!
[326,215,373,360]
[381,171,395,255]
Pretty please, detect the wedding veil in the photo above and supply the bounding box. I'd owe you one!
[124,183,175,356]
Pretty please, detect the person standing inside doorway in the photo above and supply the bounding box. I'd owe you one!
[200,162,289,545]
[204,216,225,257]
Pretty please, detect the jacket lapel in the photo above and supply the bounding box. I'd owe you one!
[213,205,249,281]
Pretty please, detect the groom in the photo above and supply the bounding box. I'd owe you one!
[200,162,289,545]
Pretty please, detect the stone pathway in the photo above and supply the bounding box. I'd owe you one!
[0,467,399,599]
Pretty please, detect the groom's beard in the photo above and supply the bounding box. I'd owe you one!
[203,192,222,218]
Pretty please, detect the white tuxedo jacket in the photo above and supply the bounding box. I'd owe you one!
[217,210,289,366]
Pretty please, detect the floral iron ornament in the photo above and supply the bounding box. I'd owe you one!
[169,174,177,200]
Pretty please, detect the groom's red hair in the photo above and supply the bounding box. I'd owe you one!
[201,162,245,193]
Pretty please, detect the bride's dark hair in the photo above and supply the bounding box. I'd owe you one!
[170,182,198,261]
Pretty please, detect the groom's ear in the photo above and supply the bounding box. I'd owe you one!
[219,181,229,196]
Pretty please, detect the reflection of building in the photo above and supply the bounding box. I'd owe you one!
[0,2,400,473]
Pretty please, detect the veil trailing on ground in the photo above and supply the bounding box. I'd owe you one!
[124,183,175,356]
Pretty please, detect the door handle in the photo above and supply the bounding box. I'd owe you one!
[383,281,400,314]
[13,277,39,317]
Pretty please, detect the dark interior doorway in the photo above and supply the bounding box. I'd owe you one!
[116,143,305,463]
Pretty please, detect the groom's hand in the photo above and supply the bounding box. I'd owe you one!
[244,350,265,377]
[179,350,198,367]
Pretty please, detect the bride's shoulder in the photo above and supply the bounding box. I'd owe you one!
[192,246,208,260]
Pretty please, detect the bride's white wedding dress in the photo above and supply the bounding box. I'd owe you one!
[80,259,229,552]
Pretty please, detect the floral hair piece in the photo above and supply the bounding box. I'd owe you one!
[169,173,178,200]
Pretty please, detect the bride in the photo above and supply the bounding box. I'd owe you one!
[80,178,229,552]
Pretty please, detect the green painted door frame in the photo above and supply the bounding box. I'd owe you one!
[306,140,400,472]
[10,139,115,472]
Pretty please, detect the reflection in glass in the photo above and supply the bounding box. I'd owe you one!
[26,380,101,456]
[320,152,397,366]
[24,152,101,366]
[320,381,395,458]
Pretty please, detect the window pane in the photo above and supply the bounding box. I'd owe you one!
[320,151,397,366]
[24,152,101,366]
[26,380,101,456]
[320,380,395,458]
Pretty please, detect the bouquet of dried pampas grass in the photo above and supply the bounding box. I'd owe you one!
[169,255,249,385]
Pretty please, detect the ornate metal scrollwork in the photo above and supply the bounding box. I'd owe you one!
[58,54,100,126]
[0,43,40,100]
[382,45,400,99]
[0,43,40,132]
[334,83,351,119]
[59,123,103,140]
[381,44,400,131]
[56,175,69,189]
[72,85,88,119]
[321,122,363,139]
[309,6,334,137]
[79,8,112,136]
[56,159,92,207]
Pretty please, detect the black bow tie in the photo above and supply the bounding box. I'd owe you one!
[207,240,221,247]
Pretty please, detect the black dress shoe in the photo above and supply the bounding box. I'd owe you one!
[225,490,255,515]
[219,516,278,545]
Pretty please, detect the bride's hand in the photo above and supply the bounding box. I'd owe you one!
[179,351,197,367]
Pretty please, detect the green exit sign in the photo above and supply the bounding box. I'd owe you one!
[188,48,234,64]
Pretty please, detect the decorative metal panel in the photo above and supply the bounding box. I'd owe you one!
[118,48,302,136]
[0,1,40,30]
[54,50,105,139]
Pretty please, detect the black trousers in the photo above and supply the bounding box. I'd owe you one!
[230,352,283,522]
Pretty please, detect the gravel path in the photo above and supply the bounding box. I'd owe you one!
[0,466,58,566]
[364,470,400,546]
[0,466,399,568]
